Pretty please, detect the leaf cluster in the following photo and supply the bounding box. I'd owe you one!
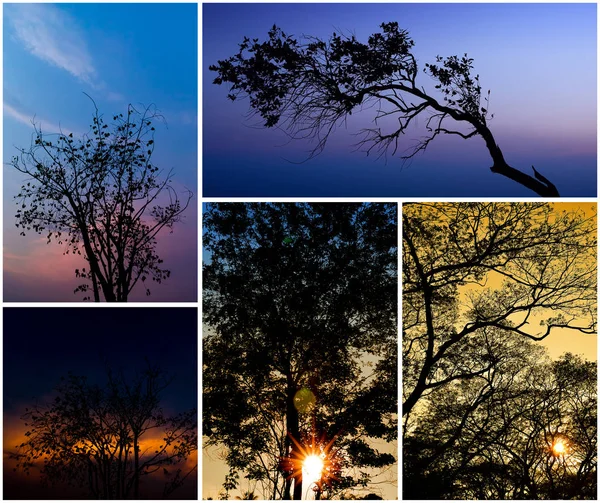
[425,54,490,120]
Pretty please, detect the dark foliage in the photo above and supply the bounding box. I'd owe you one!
[404,350,597,499]
[11,364,197,499]
[203,203,397,499]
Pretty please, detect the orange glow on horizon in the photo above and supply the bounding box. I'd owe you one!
[4,411,197,479]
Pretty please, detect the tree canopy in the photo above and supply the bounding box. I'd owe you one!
[402,203,597,499]
[10,100,192,301]
[203,203,397,500]
[210,22,560,196]
[11,363,197,499]
[404,344,597,499]
[403,203,596,417]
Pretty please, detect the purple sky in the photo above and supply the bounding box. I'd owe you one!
[203,3,596,197]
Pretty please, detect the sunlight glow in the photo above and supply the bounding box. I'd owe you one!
[552,440,567,456]
[281,430,343,500]
[303,454,324,482]
[302,454,324,500]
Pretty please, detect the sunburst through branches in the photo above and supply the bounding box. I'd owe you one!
[280,429,344,499]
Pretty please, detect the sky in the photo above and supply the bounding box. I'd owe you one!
[449,202,597,362]
[203,3,596,197]
[3,307,198,499]
[534,203,597,362]
[3,3,198,301]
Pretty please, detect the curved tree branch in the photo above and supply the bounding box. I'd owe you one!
[211,22,561,196]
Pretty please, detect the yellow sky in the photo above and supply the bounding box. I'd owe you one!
[533,203,595,361]
[455,202,597,362]
[540,327,596,361]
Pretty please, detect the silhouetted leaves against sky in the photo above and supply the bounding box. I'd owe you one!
[402,203,597,500]
[203,203,397,499]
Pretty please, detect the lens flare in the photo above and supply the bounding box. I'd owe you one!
[293,388,316,413]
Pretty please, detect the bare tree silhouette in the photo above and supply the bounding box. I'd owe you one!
[403,203,596,418]
[11,363,197,499]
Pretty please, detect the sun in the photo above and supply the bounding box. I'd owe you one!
[303,454,324,482]
[552,439,567,456]
[279,430,344,493]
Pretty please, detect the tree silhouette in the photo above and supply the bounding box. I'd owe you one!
[403,203,596,419]
[203,203,397,500]
[10,100,192,301]
[210,22,560,197]
[402,202,597,500]
[11,364,197,499]
[404,346,597,499]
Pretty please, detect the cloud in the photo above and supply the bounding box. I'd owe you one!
[4,103,78,136]
[7,4,96,84]
[6,5,124,104]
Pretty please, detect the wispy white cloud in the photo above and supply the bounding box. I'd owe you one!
[4,103,79,136]
[7,4,96,84]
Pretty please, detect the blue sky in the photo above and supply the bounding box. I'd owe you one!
[203,3,596,197]
[4,3,197,301]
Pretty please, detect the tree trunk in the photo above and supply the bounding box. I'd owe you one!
[477,126,559,197]
[285,377,302,500]
[102,284,117,302]
[283,478,293,500]
[490,161,559,197]
[133,435,140,499]
[67,194,117,301]
[91,269,100,302]
[407,85,561,197]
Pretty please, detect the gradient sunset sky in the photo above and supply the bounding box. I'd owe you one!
[3,307,198,499]
[4,3,197,301]
[203,3,596,197]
